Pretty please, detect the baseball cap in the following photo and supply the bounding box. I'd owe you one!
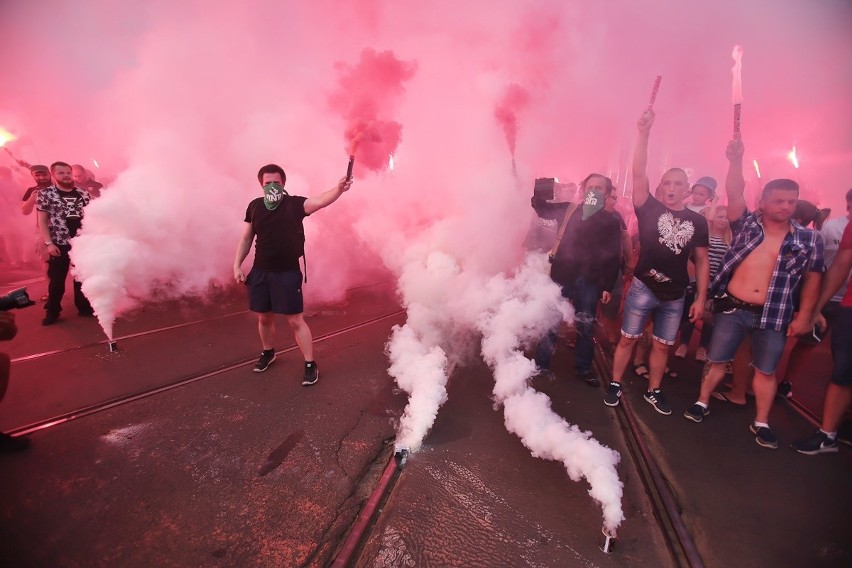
[29,164,49,173]
[692,176,717,196]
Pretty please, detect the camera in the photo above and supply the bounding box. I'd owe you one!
[0,288,35,311]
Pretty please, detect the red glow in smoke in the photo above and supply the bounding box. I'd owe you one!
[329,48,417,175]
[494,83,530,158]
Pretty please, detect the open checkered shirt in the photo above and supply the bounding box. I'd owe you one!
[709,209,824,331]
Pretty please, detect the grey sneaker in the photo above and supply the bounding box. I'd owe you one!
[750,424,778,449]
[302,361,319,386]
[683,403,710,423]
[644,389,672,415]
[790,430,838,455]
[254,350,276,373]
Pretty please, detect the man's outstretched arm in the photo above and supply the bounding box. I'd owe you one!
[632,109,655,209]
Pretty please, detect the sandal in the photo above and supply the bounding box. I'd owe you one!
[632,363,649,379]
[665,367,678,379]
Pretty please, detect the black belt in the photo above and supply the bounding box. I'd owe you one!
[712,293,763,314]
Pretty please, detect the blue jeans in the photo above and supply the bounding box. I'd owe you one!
[706,309,787,374]
[535,276,600,374]
[621,277,685,345]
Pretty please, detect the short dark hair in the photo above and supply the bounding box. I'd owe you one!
[580,172,614,196]
[257,164,286,184]
[845,188,852,202]
[50,161,71,171]
[761,178,799,200]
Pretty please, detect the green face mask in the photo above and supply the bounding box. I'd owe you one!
[582,189,605,220]
[263,182,286,210]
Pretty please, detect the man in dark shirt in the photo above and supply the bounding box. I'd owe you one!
[36,161,94,325]
[234,163,352,385]
[72,164,104,199]
[20,164,52,216]
[604,109,709,414]
[535,173,623,386]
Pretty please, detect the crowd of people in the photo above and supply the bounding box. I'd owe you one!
[529,107,852,454]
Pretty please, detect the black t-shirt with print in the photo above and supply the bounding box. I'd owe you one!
[245,195,308,272]
[633,196,709,299]
[60,188,86,237]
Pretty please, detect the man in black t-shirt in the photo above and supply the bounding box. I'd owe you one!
[36,161,94,325]
[20,164,52,216]
[234,163,352,385]
[72,164,104,199]
[603,109,709,415]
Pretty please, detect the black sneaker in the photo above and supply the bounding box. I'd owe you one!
[302,361,319,386]
[776,380,793,399]
[683,403,710,423]
[253,350,276,373]
[42,313,59,326]
[643,389,672,415]
[577,370,600,387]
[790,430,838,455]
[750,424,778,449]
[604,382,622,407]
[0,432,31,453]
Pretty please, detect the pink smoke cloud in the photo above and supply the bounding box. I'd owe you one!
[330,48,417,174]
[494,83,530,158]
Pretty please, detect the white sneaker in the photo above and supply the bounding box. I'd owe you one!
[695,347,707,362]
[674,344,688,359]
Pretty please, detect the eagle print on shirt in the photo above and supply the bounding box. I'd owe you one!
[657,212,695,255]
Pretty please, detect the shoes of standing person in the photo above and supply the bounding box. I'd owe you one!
[837,420,852,448]
[776,380,793,399]
[534,368,556,382]
[604,382,622,407]
[790,430,839,455]
[253,350,276,373]
[673,344,688,358]
[643,389,672,415]
[302,361,319,386]
[78,310,95,317]
[41,313,59,326]
[695,347,707,362]
[750,424,779,449]
[576,370,600,387]
[0,432,31,453]
[683,403,710,423]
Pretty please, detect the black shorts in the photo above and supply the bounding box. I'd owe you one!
[246,268,304,315]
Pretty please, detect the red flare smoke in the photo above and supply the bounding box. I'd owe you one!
[494,83,530,158]
[330,48,417,175]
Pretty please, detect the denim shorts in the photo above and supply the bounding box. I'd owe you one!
[245,268,304,315]
[621,277,685,345]
[830,306,852,386]
[706,309,787,374]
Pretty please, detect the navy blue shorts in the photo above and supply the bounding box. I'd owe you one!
[246,268,304,315]
[830,306,852,386]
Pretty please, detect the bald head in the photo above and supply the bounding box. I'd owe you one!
[71,164,89,185]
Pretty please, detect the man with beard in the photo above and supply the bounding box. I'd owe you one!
[604,109,709,415]
[36,162,95,325]
[20,164,52,216]
[683,138,823,450]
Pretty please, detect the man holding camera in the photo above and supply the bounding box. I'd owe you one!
[234,164,352,385]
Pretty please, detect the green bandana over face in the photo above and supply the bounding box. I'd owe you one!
[582,189,605,220]
[263,182,286,210]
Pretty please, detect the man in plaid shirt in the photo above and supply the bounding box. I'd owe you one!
[683,137,824,449]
